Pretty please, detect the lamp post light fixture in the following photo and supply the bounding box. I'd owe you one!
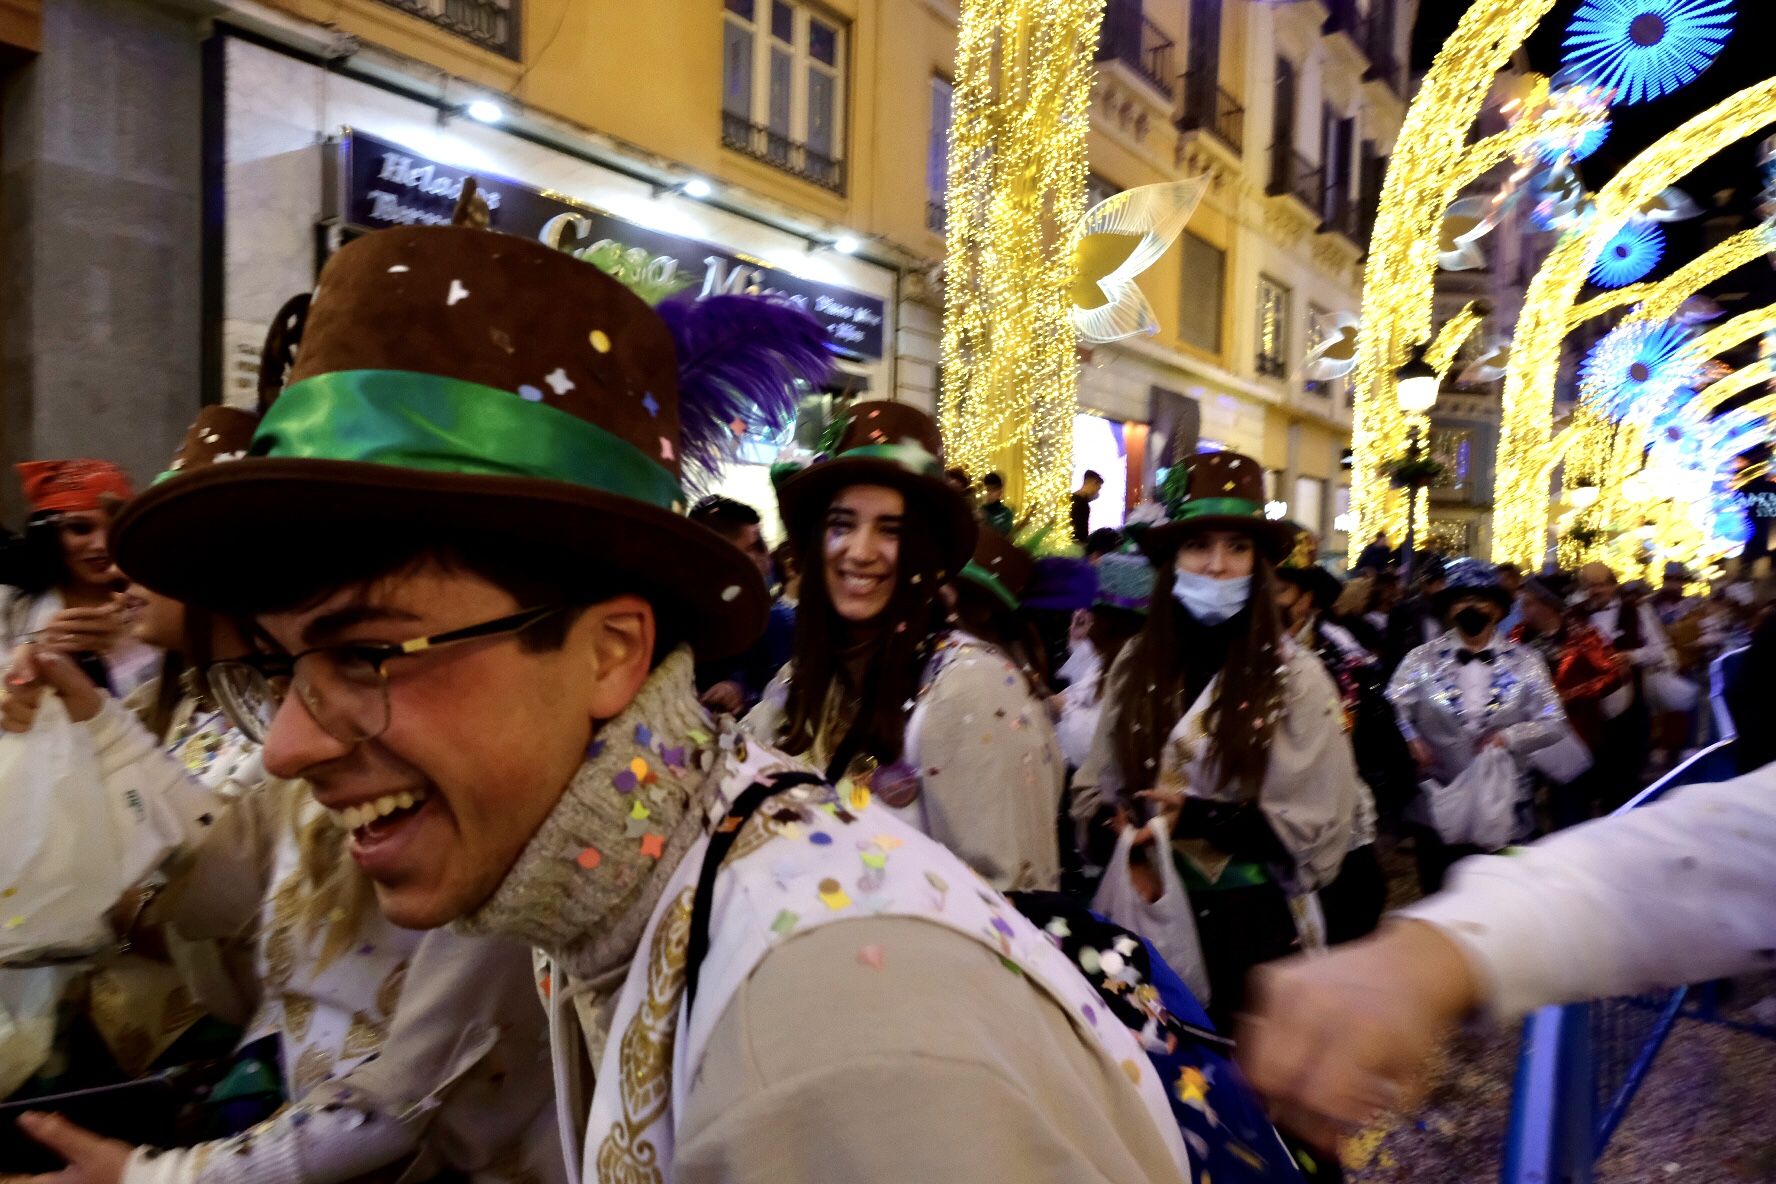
[1395,342,1441,581]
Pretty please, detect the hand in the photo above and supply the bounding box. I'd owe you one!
[1238,921,1484,1154]
[699,680,745,715]
[1,646,105,733]
[1134,786,1187,834]
[1408,738,1435,771]
[10,1112,134,1184]
[34,602,129,657]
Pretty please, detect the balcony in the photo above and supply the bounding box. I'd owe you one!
[1357,10,1403,93]
[1268,144,1323,212]
[1097,0,1176,100]
[373,0,518,59]
[721,113,846,194]
[1257,352,1288,380]
[1176,72,1244,155]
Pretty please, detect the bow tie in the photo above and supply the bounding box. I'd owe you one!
[1455,649,1496,665]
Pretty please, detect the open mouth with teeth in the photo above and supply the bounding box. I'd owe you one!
[332,789,431,842]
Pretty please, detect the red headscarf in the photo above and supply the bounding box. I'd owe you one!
[15,460,134,514]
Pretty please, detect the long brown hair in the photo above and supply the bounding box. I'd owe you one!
[778,505,951,776]
[1112,546,1286,801]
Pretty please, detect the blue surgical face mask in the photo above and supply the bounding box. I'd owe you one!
[1172,569,1252,624]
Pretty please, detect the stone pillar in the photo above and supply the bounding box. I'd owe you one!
[0,0,202,524]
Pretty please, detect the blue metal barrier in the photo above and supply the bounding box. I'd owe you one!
[1500,740,1742,1184]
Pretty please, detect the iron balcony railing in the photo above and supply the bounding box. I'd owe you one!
[1268,144,1323,212]
[1176,72,1244,154]
[721,113,846,194]
[374,0,518,59]
[1357,10,1402,92]
[1098,0,1176,99]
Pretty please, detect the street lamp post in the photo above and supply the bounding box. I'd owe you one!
[1395,342,1441,582]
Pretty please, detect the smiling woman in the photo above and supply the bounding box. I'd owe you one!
[745,401,1067,893]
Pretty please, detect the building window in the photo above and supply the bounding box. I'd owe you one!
[722,0,847,192]
[927,77,952,234]
[1178,231,1224,355]
[1429,427,1474,492]
[1256,275,1290,379]
[1303,304,1351,400]
[374,0,519,59]
[1293,475,1328,539]
[1086,172,1121,210]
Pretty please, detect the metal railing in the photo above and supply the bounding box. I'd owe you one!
[1176,72,1244,154]
[1268,144,1323,211]
[1502,734,1769,1184]
[374,0,519,58]
[1098,0,1176,99]
[721,113,846,194]
[1357,10,1402,93]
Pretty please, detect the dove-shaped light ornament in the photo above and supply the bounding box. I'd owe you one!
[1458,338,1512,386]
[1303,311,1361,381]
[1438,197,1498,272]
[1068,178,1208,343]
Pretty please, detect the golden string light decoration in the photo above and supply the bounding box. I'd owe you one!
[1689,357,1776,419]
[1673,302,1776,371]
[1425,302,1488,377]
[939,0,1105,534]
[1619,225,1776,328]
[1350,0,1559,545]
[1493,79,1776,569]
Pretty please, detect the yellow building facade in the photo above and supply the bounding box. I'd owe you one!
[218,0,1410,555]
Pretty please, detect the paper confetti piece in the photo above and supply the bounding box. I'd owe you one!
[659,437,674,461]
[544,367,575,395]
[687,728,712,745]
[387,264,409,273]
[613,769,638,793]
[576,847,602,870]
[586,739,606,759]
[642,392,660,417]
[860,851,887,870]
[857,944,884,970]
[771,909,798,936]
[625,818,650,838]
[810,831,833,846]
[447,280,469,305]
[846,784,871,811]
[639,833,665,859]
[518,385,544,402]
[874,834,903,851]
[590,329,612,353]
[818,877,851,911]
[721,585,741,602]
[630,756,656,784]
[1121,1060,1143,1085]
[3,916,21,929]
[0,887,14,899]
[634,724,653,747]
[1079,947,1102,974]
[629,800,651,821]
[660,745,686,770]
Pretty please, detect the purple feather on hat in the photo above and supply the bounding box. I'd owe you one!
[1021,556,1100,612]
[655,295,835,490]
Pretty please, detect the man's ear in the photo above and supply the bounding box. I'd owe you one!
[575,595,657,720]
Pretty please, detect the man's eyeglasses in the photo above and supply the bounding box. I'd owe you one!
[208,605,566,746]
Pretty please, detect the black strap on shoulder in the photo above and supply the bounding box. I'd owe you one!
[684,770,826,1017]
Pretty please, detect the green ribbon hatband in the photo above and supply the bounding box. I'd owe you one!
[249,370,684,509]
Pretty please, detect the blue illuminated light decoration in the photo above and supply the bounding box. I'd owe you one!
[1538,113,1612,164]
[1563,0,1736,106]
[1589,219,1666,287]
[1579,320,1700,419]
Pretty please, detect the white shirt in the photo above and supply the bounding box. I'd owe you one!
[1403,761,1776,1020]
[1588,599,1672,670]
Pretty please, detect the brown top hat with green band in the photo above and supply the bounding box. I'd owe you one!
[958,526,1038,611]
[112,224,772,659]
[1138,448,1297,562]
[775,400,977,577]
[157,406,259,483]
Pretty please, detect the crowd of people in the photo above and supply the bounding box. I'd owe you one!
[0,207,1768,1184]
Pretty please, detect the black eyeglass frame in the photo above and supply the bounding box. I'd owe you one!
[207,604,569,743]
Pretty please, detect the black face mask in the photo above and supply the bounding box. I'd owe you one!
[1454,606,1492,638]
